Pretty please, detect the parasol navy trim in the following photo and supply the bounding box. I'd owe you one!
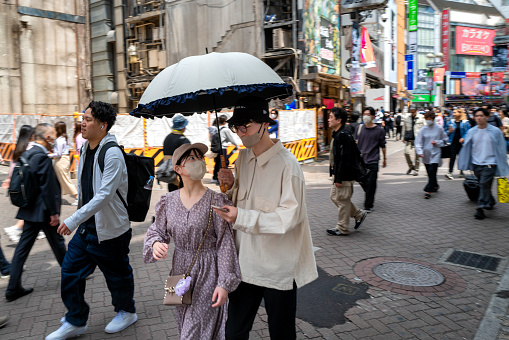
[129,82,292,117]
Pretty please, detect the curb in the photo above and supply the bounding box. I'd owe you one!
[474,264,509,340]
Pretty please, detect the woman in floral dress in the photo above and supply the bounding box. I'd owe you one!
[143,143,241,340]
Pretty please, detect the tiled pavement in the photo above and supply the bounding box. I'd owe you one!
[0,138,508,339]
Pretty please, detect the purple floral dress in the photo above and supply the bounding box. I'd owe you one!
[143,188,241,340]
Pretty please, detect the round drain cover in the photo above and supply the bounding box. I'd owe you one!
[373,262,445,287]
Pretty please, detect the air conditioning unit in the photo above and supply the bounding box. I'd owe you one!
[273,28,292,49]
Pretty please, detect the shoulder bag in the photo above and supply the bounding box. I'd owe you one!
[163,193,214,305]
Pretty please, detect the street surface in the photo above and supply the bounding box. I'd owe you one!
[0,138,508,339]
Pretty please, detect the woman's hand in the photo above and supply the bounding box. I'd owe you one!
[419,154,424,158]
[459,138,464,144]
[431,141,436,146]
[211,286,228,308]
[152,241,168,261]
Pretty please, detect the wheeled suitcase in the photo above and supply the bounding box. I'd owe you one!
[463,174,480,202]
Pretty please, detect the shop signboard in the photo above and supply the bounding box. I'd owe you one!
[341,0,388,11]
[442,10,450,70]
[412,94,435,102]
[408,0,418,32]
[433,68,445,83]
[456,26,496,56]
[320,17,335,69]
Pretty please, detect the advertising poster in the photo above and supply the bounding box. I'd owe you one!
[492,45,508,71]
[278,110,317,143]
[350,66,364,96]
[352,21,361,67]
[361,26,376,68]
[442,10,449,70]
[304,0,340,75]
[456,26,495,56]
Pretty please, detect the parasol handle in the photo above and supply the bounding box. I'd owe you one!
[219,153,228,193]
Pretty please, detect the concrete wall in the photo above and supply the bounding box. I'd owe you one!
[165,0,262,66]
[0,0,91,115]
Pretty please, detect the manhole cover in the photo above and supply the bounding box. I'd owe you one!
[373,262,445,287]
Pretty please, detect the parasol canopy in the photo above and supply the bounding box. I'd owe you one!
[130,52,293,118]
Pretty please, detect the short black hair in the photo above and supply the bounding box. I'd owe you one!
[363,107,376,116]
[86,101,117,131]
[350,111,360,122]
[474,108,490,117]
[482,104,492,111]
[331,107,348,126]
[175,147,205,188]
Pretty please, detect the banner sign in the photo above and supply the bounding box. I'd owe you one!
[350,66,364,96]
[408,0,418,32]
[320,17,335,68]
[361,26,376,68]
[455,26,495,56]
[433,68,445,83]
[351,22,361,67]
[442,10,449,70]
[407,60,414,91]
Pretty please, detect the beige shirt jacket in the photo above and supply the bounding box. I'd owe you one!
[227,140,318,291]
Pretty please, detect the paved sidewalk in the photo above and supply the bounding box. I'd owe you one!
[0,138,508,339]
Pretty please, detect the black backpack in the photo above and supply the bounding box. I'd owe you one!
[395,115,402,125]
[210,127,224,153]
[8,155,38,208]
[98,141,155,222]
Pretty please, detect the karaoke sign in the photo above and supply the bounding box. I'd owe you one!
[455,26,495,56]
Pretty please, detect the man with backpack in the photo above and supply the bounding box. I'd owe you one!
[326,108,368,236]
[5,123,67,302]
[211,115,238,185]
[47,101,137,340]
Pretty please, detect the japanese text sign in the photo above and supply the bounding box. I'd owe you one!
[442,10,449,70]
[408,0,418,31]
[455,26,495,56]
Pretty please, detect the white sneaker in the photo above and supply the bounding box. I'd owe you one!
[4,226,18,234]
[8,231,21,243]
[445,173,454,180]
[45,321,87,340]
[105,311,137,333]
[37,231,46,240]
[71,200,78,206]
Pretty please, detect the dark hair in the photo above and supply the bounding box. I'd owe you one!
[474,108,490,117]
[55,121,68,142]
[331,107,348,126]
[424,111,436,119]
[363,107,376,116]
[74,121,82,141]
[13,125,34,162]
[86,101,117,131]
[270,109,279,117]
[218,115,228,125]
[175,147,205,188]
[483,104,493,111]
[350,111,360,122]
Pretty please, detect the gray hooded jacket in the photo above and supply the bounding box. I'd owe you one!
[64,133,130,242]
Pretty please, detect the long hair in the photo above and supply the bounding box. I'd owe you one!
[13,125,35,162]
[73,121,82,141]
[55,121,68,142]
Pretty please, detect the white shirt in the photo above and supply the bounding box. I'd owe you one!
[472,128,496,165]
[228,140,318,290]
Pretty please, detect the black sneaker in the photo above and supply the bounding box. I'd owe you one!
[354,211,368,230]
[326,228,349,236]
[365,208,373,213]
[474,208,485,220]
[406,169,413,175]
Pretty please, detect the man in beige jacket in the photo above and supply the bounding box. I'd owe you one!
[216,96,318,340]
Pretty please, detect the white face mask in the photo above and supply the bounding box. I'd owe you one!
[425,120,434,126]
[183,160,207,180]
[240,124,265,148]
[363,115,373,124]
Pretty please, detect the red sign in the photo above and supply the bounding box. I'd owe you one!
[455,26,495,56]
[442,10,449,70]
[433,68,445,83]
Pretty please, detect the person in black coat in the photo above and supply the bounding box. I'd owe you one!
[5,123,66,302]
[327,108,368,236]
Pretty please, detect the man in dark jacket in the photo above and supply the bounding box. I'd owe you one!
[327,108,367,236]
[5,123,66,302]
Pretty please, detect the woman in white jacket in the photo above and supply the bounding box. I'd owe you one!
[415,111,448,199]
[50,121,78,205]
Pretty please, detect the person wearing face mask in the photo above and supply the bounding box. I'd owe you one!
[415,111,448,199]
[6,123,67,302]
[216,96,318,340]
[143,143,241,339]
[402,108,426,176]
[354,107,387,213]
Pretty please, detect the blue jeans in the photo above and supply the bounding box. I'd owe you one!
[61,227,135,327]
[472,164,497,209]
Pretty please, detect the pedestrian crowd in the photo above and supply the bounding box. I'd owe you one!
[0,98,508,339]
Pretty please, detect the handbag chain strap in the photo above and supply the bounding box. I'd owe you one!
[182,191,214,277]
